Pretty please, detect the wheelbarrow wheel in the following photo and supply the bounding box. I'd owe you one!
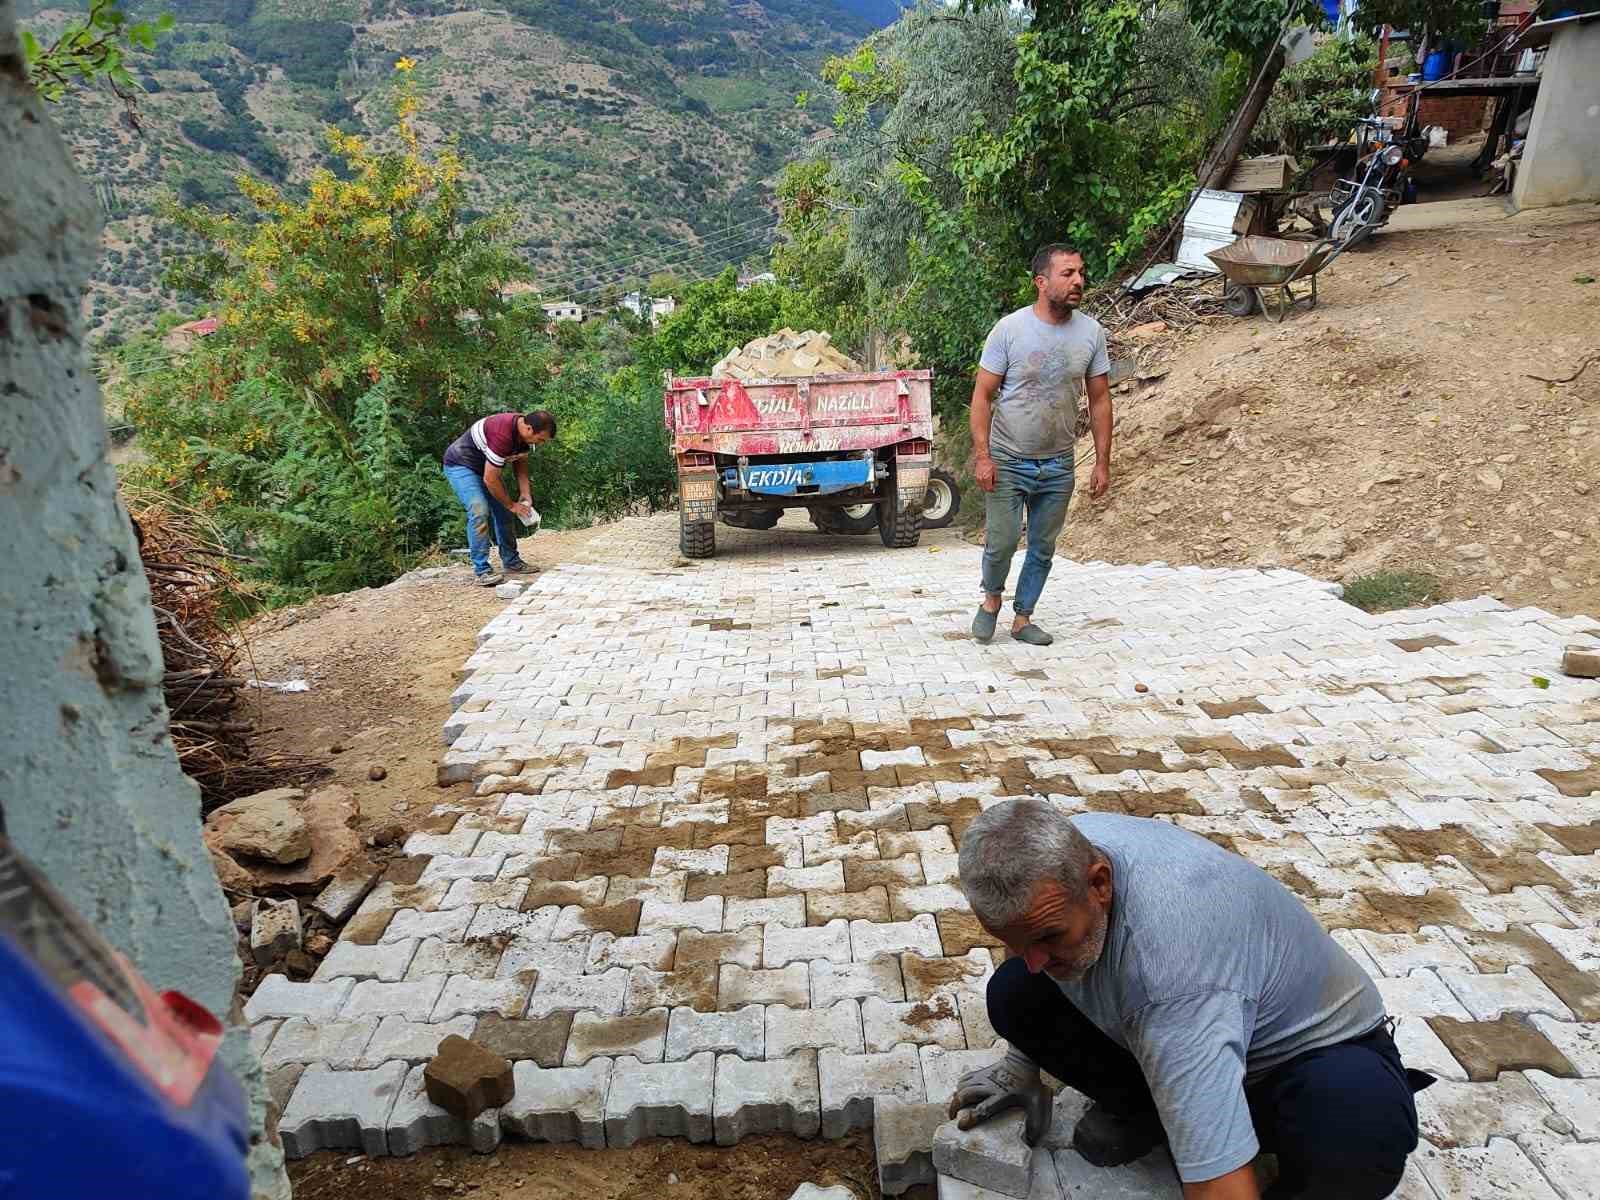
[1223,282,1259,318]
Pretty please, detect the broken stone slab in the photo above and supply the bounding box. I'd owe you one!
[939,1146,1063,1200]
[251,897,303,965]
[207,788,312,864]
[313,867,381,924]
[424,1033,514,1120]
[875,1097,948,1195]
[1562,646,1600,679]
[278,1061,407,1159]
[1051,1145,1182,1198]
[500,1058,611,1148]
[494,582,525,600]
[934,1109,1033,1199]
[387,1063,501,1156]
[603,1051,715,1147]
[713,1049,821,1145]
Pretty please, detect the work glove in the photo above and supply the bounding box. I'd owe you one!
[947,1046,1054,1146]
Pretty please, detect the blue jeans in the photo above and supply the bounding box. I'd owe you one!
[443,464,524,577]
[980,453,1074,617]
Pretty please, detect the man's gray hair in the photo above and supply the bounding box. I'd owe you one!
[958,798,1105,928]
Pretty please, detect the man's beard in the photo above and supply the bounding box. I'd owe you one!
[1045,293,1078,319]
[1046,906,1109,984]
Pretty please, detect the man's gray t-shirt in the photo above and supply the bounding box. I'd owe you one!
[1057,814,1385,1184]
[978,306,1110,460]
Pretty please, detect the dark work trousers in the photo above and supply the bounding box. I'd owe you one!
[988,957,1430,1200]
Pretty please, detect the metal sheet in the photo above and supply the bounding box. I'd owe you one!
[1176,189,1248,272]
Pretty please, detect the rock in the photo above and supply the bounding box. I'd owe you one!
[372,823,406,848]
[251,898,303,965]
[1301,529,1347,562]
[206,788,312,864]
[232,900,255,932]
[368,765,388,782]
[210,847,257,894]
[1456,543,1488,560]
[205,784,362,893]
[1562,646,1600,678]
[788,1187,855,1200]
[494,582,524,600]
[424,1035,514,1120]
[1577,482,1592,496]
[305,931,335,957]
[1475,468,1504,493]
[1507,423,1533,433]
[1126,321,1167,339]
[1287,487,1321,508]
[1545,1114,1576,1136]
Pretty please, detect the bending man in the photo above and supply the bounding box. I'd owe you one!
[970,244,1112,646]
[441,410,555,586]
[950,799,1430,1199]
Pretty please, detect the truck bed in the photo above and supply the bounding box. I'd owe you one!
[664,370,934,457]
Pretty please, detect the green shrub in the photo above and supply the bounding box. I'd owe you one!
[1341,570,1444,613]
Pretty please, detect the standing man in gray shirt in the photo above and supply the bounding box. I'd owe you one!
[948,800,1431,1200]
[970,244,1112,646]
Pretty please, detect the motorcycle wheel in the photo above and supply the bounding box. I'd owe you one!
[1331,192,1385,247]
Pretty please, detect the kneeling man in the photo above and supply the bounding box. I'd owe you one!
[950,799,1430,1200]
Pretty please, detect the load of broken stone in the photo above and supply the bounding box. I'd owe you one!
[710,328,863,381]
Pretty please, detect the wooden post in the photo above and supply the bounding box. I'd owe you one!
[1197,43,1289,190]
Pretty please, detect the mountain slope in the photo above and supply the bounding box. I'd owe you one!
[25,0,905,339]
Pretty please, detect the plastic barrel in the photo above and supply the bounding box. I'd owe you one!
[1423,50,1449,81]
[1320,0,1340,24]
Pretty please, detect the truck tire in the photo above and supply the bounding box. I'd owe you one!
[811,504,879,535]
[877,470,923,549]
[721,507,782,530]
[922,468,961,529]
[680,511,715,558]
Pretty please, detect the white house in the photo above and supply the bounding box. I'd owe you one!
[736,271,776,291]
[541,300,584,323]
[618,292,677,323]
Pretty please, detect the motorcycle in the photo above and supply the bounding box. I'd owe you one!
[1329,117,1423,247]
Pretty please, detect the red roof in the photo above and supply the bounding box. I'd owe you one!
[176,317,219,336]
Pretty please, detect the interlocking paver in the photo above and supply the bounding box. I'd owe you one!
[271,514,1598,1180]
[565,1008,670,1065]
[500,1058,611,1148]
[279,1061,407,1158]
[767,1001,864,1059]
[387,1063,501,1156]
[713,1049,821,1145]
[603,1051,715,1147]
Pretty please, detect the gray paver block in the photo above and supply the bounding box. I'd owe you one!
[920,1045,1006,1109]
[565,1007,670,1065]
[763,919,852,968]
[940,1147,1063,1200]
[384,907,472,943]
[767,1001,864,1059]
[666,1005,764,1061]
[864,995,965,1052]
[432,971,537,1021]
[725,895,807,931]
[603,1051,715,1147]
[639,896,724,934]
[720,963,810,1009]
[278,1061,408,1159]
[313,867,381,923]
[251,898,302,965]
[387,1063,501,1156]
[341,976,448,1022]
[851,914,942,961]
[500,1058,611,1149]
[875,1097,948,1196]
[527,966,628,1017]
[244,975,354,1024]
[359,1014,477,1067]
[714,1049,821,1145]
[818,1043,925,1138]
[812,957,906,1006]
[934,1110,1032,1199]
[1051,1145,1182,1198]
[312,938,419,983]
[261,1017,378,1071]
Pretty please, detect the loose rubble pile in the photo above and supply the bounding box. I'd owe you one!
[710,329,862,381]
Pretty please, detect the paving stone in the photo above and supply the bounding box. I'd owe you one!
[497,932,588,979]
[903,950,995,1002]
[1352,927,1478,977]
[863,995,966,1052]
[875,1097,948,1196]
[677,928,764,969]
[1374,969,1473,1018]
[466,904,556,943]
[721,963,810,1009]
[890,884,971,923]
[603,1051,716,1147]
[919,1046,1006,1109]
[419,853,506,885]
[639,896,724,934]
[1438,967,1575,1021]
[1524,1070,1600,1140]
[406,937,505,981]
[279,1061,408,1159]
[764,919,852,968]
[818,1044,924,1138]
[1416,1072,1554,1147]
[666,1005,764,1061]
[500,1058,611,1148]
[725,895,808,931]
[1427,1015,1578,1081]
[432,972,537,1020]
[470,1012,573,1067]
[245,975,355,1024]
[956,991,1000,1051]
[341,977,448,1022]
[585,931,678,972]
[935,912,1003,957]
[250,1018,280,1061]
[565,1007,670,1065]
[360,1015,479,1067]
[1528,1015,1600,1074]
[852,914,942,961]
[443,878,530,910]
[388,1062,501,1155]
[312,867,381,923]
[790,1186,854,1200]
[384,907,473,944]
[422,1033,514,1121]
[770,862,847,897]
[714,1049,821,1145]
[268,1064,305,1112]
[934,1109,1033,1199]
[767,1001,864,1059]
[939,1146,1064,1200]
[261,1017,378,1071]
[625,962,720,1013]
[551,900,644,941]
[1413,1136,1563,1200]
[807,887,891,925]
[1051,1145,1181,1198]
[1392,1013,1469,1083]
[812,957,906,1006]
[526,967,628,1017]
[1517,1129,1600,1200]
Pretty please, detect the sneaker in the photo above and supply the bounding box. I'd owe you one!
[503,560,538,575]
[1071,1103,1166,1168]
[476,572,504,587]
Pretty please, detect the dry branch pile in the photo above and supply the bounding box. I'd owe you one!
[125,487,326,812]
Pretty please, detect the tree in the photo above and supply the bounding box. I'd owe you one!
[1251,34,1378,155]
[1350,0,1491,44]
[125,65,551,596]
[642,267,837,377]
[22,0,172,111]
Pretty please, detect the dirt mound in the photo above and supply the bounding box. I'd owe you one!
[1067,204,1600,618]
[712,328,862,380]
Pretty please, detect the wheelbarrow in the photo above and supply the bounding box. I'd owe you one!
[1206,235,1347,323]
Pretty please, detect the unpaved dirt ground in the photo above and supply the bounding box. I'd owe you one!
[286,1131,905,1200]
[1076,199,1600,618]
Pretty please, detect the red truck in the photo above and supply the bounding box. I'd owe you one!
[663,369,939,559]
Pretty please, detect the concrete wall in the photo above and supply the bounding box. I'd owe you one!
[0,4,287,1195]
[1514,22,1600,209]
